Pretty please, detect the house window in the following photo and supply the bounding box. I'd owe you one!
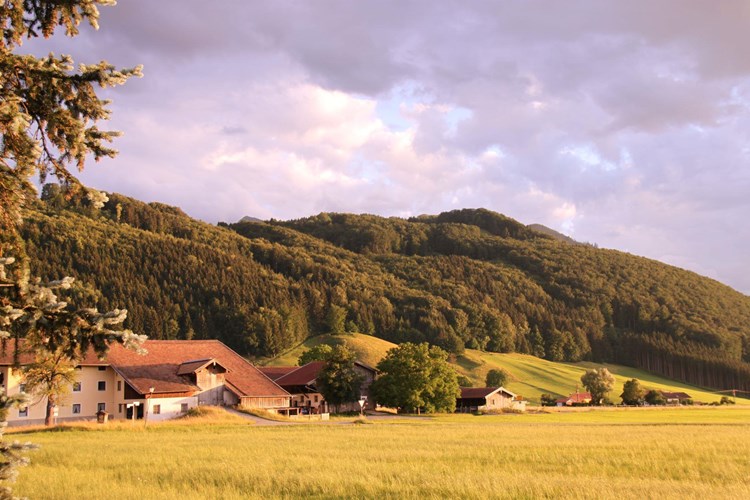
[314,395,319,403]
[117,381,122,391]
[72,404,81,414]
[98,366,106,371]
[73,382,81,392]
[19,383,26,393]
[118,404,124,414]
[19,407,28,417]
[153,405,161,415]
[97,381,106,391]
[97,403,106,412]
[181,403,188,413]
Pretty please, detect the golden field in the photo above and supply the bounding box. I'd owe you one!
[10,406,750,499]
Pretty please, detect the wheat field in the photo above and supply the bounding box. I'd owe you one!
[10,407,750,499]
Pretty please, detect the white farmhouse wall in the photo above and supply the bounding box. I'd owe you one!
[145,396,198,422]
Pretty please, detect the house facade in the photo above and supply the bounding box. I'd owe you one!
[0,339,291,426]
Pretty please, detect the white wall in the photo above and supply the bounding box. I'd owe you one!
[145,396,198,422]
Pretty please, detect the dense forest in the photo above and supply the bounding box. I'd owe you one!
[22,187,750,390]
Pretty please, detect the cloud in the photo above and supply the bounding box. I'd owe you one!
[23,0,747,294]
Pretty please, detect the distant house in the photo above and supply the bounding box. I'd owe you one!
[0,339,291,425]
[659,391,692,405]
[555,392,593,406]
[261,360,377,413]
[456,387,523,413]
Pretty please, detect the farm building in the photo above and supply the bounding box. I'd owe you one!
[659,391,692,405]
[261,360,377,413]
[456,387,523,412]
[555,392,593,406]
[0,339,291,426]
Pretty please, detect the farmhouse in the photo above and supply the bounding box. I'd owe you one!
[555,392,593,406]
[456,387,523,412]
[0,339,290,426]
[261,360,377,413]
[659,391,692,405]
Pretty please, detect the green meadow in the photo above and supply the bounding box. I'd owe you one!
[11,407,750,499]
[261,334,744,404]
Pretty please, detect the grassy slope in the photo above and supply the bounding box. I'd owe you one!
[12,408,750,499]
[263,334,745,404]
[456,351,743,404]
[258,333,398,368]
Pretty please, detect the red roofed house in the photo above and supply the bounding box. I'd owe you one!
[456,387,524,413]
[555,391,593,406]
[659,391,692,405]
[0,339,290,425]
[262,360,377,414]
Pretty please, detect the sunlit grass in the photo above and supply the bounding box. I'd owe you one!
[11,407,750,499]
[259,333,397,367]
[458,351,739,404]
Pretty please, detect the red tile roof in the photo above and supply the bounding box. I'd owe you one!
[562,392,592,403]
[258,366,298,381]
[660,391,692,400]
[106,340,289,398]
[275,361,324,387]
[175,358,226,376]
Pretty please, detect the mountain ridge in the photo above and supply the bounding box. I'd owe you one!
[22,190,750,391]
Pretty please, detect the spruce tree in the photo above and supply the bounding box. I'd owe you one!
[1,1,144,495]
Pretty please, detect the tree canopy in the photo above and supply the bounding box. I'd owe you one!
[485,368,510,387]
[580,368,616,405]
[371,342,459,414]
[314,345,362,413]
[298,344,333,366]
[620,378,646,406]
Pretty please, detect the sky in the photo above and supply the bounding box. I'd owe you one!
[25,1,750,295]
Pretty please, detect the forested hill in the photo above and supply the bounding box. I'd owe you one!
[22,191,750,391]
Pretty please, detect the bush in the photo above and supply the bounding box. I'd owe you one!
[540,393,557,407]
[645,390,666,406]
[719,396,736,405]
[485,368,510,387]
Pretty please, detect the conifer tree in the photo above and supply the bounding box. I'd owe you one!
[1,1,144,494]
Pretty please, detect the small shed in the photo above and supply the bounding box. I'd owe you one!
[456,387,518,413]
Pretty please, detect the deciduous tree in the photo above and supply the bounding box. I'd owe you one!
[315,345,362,413]
[620,378,645,406]
[371,342,459,414]
[298,344,333,366]
[580,368,615,405]
[485,368,510,387]
[645,389,665,406]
